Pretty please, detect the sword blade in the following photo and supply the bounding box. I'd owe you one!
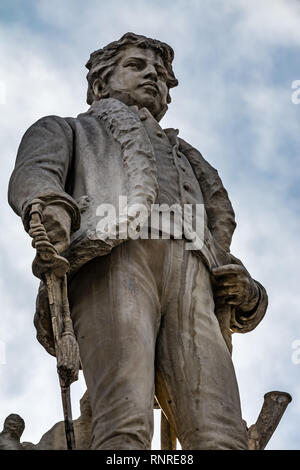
[61,385,76,450]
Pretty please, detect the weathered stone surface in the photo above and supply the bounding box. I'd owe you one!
[248,391,292,450]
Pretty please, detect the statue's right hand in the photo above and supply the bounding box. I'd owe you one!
[33,204,71,255]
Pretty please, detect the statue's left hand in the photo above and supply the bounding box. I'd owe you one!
[211,264,259,313]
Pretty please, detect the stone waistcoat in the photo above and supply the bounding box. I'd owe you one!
[137,107,207,245]
[141,111,204,207]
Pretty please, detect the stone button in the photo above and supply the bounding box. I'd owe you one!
[139,111,148,121]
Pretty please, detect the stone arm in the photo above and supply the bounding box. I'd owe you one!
[8,116,80,234]
[178,137,268,334]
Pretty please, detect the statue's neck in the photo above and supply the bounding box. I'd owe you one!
[93,95,167,122]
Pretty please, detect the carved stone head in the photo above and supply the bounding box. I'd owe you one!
[2,414,25,439]
[86,32,178,120]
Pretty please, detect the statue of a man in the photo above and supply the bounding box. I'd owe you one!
[8,33,268,450]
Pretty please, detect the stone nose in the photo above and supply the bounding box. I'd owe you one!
[143,64,158,81]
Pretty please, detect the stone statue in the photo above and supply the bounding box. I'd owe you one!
[8,32,268,450]
[0,414,25,450]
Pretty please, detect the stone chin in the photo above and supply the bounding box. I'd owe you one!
[105,88,167,121]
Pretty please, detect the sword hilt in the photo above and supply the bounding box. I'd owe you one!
[29,199,69,279]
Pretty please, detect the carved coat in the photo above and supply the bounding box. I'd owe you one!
[8,98,268,355]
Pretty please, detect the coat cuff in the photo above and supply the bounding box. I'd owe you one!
[230,280,268,333]
[22,191,81,234]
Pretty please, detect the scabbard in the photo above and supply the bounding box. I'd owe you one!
[45,271,78,450]
[61,385,76,450]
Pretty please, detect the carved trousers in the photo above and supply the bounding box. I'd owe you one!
[69,239,248,450]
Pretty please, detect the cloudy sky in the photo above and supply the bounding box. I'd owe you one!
[1,0,300,450]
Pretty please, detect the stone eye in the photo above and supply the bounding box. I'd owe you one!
[126,60,143,70]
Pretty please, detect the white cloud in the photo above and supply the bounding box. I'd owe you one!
[0,80,6,105]
[234,0,300,47]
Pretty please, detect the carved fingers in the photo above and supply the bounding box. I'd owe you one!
[212,264,259,312]
[41,205,72,254]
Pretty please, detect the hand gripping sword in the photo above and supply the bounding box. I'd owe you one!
[29,199,80,450]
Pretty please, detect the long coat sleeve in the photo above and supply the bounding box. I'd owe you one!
[8,115,80,233]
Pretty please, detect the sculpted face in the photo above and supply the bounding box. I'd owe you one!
[97,46,169,120]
